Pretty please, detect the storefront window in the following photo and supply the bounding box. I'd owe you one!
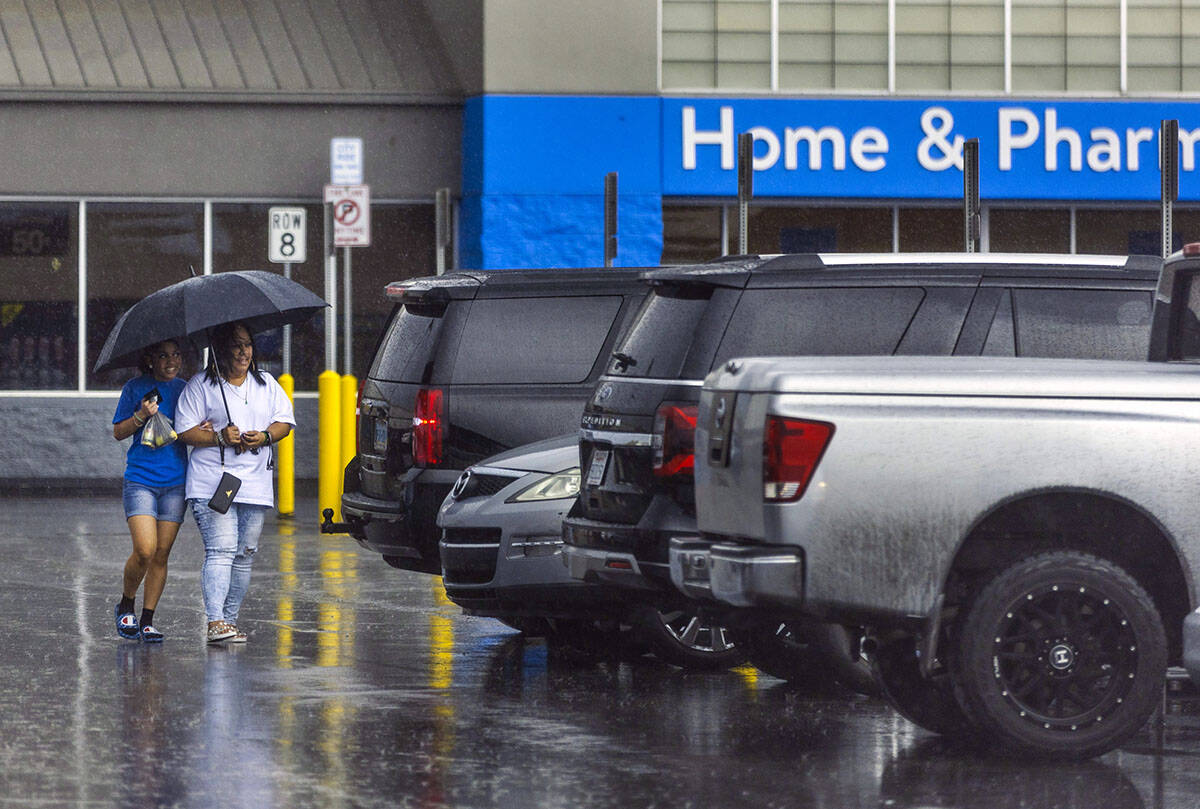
[990,208,1071,253]
[662,205,724,263]
[749,206,892,253]
[898,207,961,252]
[86,203,205,390]
[0,203,78,390]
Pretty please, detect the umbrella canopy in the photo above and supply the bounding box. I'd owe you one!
[94,270,328,373]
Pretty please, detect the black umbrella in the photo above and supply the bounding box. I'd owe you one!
[94,270,328,374]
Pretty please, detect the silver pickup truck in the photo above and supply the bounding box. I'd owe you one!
[671,247,1200,759]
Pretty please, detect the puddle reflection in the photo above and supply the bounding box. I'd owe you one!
[880,737,1147,809]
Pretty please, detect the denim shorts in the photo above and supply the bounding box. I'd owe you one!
[123,480,187,523]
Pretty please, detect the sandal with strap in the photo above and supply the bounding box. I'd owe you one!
[115,604,139,640]
[140,624,164,643]
[207,621,236,643]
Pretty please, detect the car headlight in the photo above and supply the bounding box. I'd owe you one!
[507,467,581,503]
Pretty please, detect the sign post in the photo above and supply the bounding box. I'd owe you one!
[1162,119,1179,259]
[962,139,980,253]
[267,206,306,519]
[604,173,617,267]
[268,206,306,375]
[435,188,451,275]
[737,133,753,254]
[325,183,370,377]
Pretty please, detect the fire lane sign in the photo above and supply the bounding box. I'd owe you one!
[324,184,371,247]
[268,206,306,263]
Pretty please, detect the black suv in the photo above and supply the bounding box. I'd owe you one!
[562,252,1161,672]
[338,268,648,573]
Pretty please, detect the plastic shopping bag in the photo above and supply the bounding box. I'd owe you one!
[140,412,178,449]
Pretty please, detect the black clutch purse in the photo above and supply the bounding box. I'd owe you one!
[208,471,242,514]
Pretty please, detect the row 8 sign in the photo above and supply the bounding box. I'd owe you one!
[664,98,1200,201]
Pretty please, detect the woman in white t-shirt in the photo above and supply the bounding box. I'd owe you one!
[176,322,295,644]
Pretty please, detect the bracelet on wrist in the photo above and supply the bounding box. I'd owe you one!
[132,413,146,427]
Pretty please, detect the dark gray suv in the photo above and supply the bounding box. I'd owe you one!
[336,268,648,574]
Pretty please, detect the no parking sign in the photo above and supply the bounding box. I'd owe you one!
[324,184,371,247]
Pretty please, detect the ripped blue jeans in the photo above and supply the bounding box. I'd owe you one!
[190,499,268,625]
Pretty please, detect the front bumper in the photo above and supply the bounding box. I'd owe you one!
[668,537,805,609]
[438,483,623,619]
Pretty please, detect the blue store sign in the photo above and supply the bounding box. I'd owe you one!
[665,98,1200,201]
[462,95,1200,269]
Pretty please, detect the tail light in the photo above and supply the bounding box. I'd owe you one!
[763,416,833,502]
[652,402,698,477]
[412,388,445,466]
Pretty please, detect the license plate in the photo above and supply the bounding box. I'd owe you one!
[373,419,388,452]
[585,449,610,487]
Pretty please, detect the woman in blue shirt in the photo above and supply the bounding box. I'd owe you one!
[111,340,189,642]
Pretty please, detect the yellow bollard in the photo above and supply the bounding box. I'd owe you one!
[277,373,295,517]
[318,370,343,523]
[340,374,358,504]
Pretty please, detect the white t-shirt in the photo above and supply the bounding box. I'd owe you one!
[175,370,296,507]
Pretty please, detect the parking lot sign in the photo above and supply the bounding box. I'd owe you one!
[331,137,363,185]
[324,185,371,247]
[269,207,306,263]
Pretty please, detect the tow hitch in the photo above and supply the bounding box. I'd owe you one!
[320,508,354,534]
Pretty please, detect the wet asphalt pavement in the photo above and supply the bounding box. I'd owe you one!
[5,496,1200,809]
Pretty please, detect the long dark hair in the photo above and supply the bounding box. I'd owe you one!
[204,322,265,386]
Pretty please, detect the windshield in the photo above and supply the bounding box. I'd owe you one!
[369,303,445,383]
[608,285,712,379]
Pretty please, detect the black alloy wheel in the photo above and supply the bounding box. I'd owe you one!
[632,605,747,670]
[952,551,1167,759]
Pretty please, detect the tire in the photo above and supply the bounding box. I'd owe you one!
[871,633,975,738]
[631,605,747,670]
[951,551,1167,759]
[739,621,881,697]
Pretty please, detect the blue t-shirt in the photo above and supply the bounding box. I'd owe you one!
[113,374,188,487]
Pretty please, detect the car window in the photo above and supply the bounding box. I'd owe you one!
[1010,289,1152,360]
[712,287,925,366]
[608,285,714,379]
[369,304,445,383]
[452,296,623,384]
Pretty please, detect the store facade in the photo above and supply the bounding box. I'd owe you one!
[0,2,471,488]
